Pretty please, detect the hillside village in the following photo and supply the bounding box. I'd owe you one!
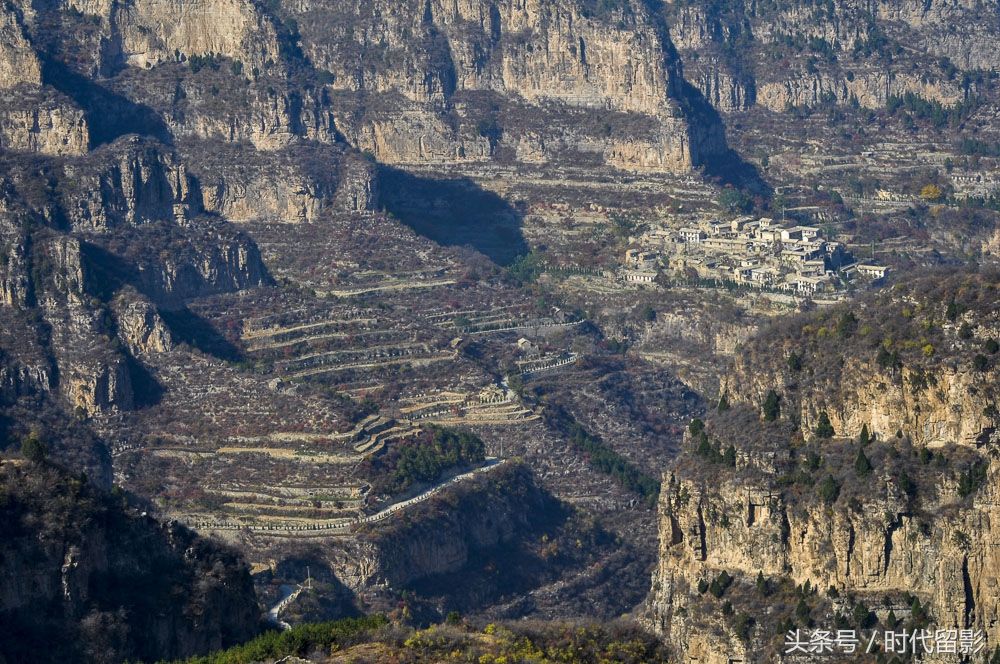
[620,216,888,298]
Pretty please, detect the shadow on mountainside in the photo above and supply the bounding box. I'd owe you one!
[677,78,772,197]
[376,165,528,266]
[80,242,243,362]
[41,56,173,148]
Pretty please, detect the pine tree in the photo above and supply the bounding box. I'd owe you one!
[762,390,781,422]
[854,448,873,477]
[858,423,870,446]
[814,411,835,439]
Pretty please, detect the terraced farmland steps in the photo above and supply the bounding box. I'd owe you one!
[186,458,510,536]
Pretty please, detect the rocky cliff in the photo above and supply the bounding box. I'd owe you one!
[665,0,1000,114]
[723,270,999,447]
[0,459,260,664]
[319,462,621,620]
[0,134,272,419]
[0,0,735,174]
[288,0,725,171]
[646,269,1000,662]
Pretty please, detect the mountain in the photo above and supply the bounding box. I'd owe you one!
[646,268,1000,661]
[0,456,258,664]
[1,0,1000,661]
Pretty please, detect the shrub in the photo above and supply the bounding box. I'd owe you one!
[733,613,754,641]
[787,353,803,372]
[180,615,388,664]
[755,572,771,596]
[795,598,811,625]
[877,347,901,370]
[709,571,733,598]
[836,312,858,338]
[896,470,917,498]
[20,433,46,464]
[817,475,840,504]
[718,188,753,214]
[958,460,988,498]
[853,603,875,628]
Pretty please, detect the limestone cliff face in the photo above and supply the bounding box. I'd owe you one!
[0,222,30,307]
[726,356,997,449]
[0,88,89,156]
[0,4,88,157]
[112,289,173,355]
[305,0,679,115]
[295,0,720,172]
[754,69,966,112]
[648,430,1000,661]
[62,137,193,232]
[62,354,135,415]
[665,0,1000,114]
[647,272,1000,662]
[0,5,41,90]
[6,0,734,174]
[113,67,340,150]
[650,466,1000,662]
[875,0,1000,71]
[344,463,560,591]
[185,142,377,223]
[113,0,283,73]
[720,273,1000,448]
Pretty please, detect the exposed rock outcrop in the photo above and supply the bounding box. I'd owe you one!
[0,5,41,89]
[0,87,89,156]
[112,288,172,355]
[665,0,1000,114]
[0,461,260,663]
[646,270,1000,662]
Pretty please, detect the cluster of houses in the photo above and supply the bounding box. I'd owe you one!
[620,217,888,297]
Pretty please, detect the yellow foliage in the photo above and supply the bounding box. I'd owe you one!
[919,184,943,202]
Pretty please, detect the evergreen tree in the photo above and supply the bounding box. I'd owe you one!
[817,475,840,504]
[814,412,835,439]
[755,571,770,596]
[854,448,873,477]
[762,390,781,422]
[20,432,46,464]
[858,423,870,446]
